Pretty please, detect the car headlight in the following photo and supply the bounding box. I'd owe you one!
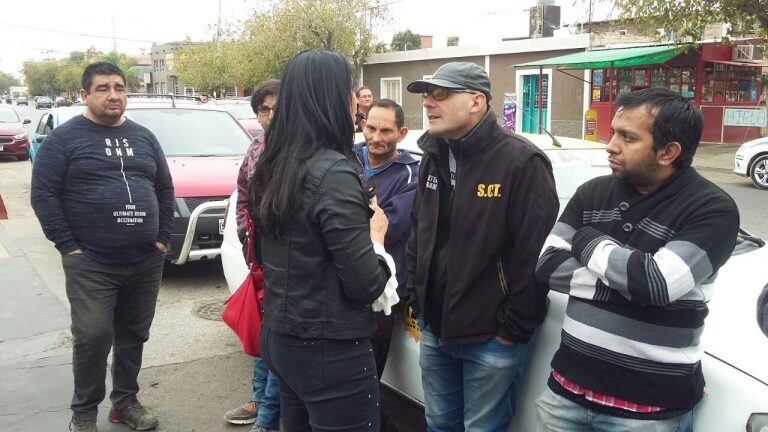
[748,413,768,432]
[13,132,27,141]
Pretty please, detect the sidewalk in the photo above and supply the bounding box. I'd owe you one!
[692,144,738,173]
[0,222,253,432]
[0,222,80,430]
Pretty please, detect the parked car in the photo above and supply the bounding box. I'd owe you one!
[54,97,72,107]
[222,130,768,431]
[0,107,32,160]
[212,99,263,138]
[29,106,85,162]
[16,96,28,106]
[125,103,252,264]
[734,136,768,190]
[35,96,52,109]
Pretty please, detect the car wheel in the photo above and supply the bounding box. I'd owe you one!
[750,154,768,190]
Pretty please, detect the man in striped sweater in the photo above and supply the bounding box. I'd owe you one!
[534,88,739,431]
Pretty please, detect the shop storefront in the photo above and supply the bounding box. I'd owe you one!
[516,43,767,143]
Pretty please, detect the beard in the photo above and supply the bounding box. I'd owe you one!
[612,150,660,190]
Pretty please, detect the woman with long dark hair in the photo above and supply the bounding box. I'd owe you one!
[248,50,395,431]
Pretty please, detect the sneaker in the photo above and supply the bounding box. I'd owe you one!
[69,416,99,432]
[250,427,278,432]
[224,401,258,425]
[108,401,158,431]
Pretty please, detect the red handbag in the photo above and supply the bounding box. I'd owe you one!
[222,214,264,357]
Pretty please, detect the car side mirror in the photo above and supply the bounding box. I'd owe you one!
[758,284,768,338]
[23,119,31,124]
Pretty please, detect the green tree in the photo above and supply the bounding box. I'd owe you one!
[57,64,84,95]
[615,0,768,40]
[177,41,240,94]
[98,51,141,91]
[391,29,420,51]
[240,0,388,87]
[22,60,60,96]
[0,71,20,95]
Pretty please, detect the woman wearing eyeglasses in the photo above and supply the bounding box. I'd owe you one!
[248,50,397,432]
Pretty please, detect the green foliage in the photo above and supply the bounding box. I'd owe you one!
[391,29,420,51]
[98,51,141,90]
[372,42,389,53]
[177,0,388,91]
[615,0,768,41]
[21,49,143,97]
[0,71,20,95]
[22,61,59,96]
[177,42,240,94]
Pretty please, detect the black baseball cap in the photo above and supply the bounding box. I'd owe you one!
[407,62,491,100]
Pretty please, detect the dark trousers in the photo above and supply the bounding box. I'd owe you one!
[62,252,164,418]
[371,310,397,379]
[261,326,381,432]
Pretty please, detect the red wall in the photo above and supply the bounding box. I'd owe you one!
[591,102,613,141]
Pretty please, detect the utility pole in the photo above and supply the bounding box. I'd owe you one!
[113,16,117,52]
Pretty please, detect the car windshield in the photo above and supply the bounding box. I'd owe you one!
[124,108,252,156]
[218,103,256,120]
[0,109,20,123]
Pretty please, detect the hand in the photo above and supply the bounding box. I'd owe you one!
[155,241,167,253]
[67,248,83,255]
[369,196,388,245]
[494,335,515,345]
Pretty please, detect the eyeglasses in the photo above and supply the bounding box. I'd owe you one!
[256,105,273,116]
[421,88,478,101]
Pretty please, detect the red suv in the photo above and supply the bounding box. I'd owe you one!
[122,96,253,264]
[0,107,32,160]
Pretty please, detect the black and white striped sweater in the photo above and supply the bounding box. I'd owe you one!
[535,166,739,416]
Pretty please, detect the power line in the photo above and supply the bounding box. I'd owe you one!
[0,22,155,43]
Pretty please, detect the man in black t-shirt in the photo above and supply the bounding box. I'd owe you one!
[31,62,174,432]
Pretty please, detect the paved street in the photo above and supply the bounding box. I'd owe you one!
[0,103,765,431]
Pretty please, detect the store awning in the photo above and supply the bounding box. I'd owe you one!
[513,45,692,70]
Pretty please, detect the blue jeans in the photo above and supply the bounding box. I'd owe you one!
[418,322,536,432]
[535,386,696,432]
[251,357,280,430]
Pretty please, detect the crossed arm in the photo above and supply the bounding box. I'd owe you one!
[536,190,739,306]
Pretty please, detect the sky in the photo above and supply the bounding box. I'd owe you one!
[0,0,614,79]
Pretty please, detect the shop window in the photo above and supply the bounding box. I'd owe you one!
[702,63,760,103]
[591,69,609,102]
[681,68,695,99]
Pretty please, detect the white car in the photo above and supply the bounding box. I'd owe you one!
[222,131,768,431]
[734,137,768,190]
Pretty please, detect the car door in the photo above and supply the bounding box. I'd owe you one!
[30,113,52,162]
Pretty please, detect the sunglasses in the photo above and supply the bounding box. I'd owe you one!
[421,88,478,101]
[256,105,273,116]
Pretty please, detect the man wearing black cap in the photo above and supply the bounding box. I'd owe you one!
[405,62,559,430]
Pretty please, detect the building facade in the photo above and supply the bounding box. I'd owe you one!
[362,35,591,138]
[520,41,767,144]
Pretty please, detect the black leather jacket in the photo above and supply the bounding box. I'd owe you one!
[258,148,390,340]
